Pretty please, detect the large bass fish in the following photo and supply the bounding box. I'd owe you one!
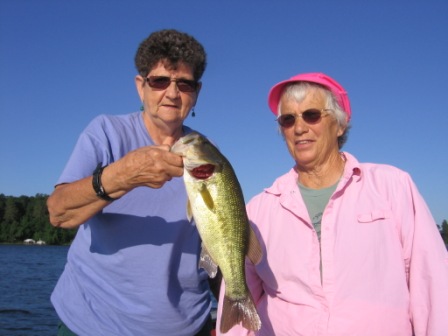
[171,132,262,333]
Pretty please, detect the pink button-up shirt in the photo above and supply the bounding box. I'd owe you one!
[217,152,448,336]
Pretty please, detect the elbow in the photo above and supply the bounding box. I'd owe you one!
[47,192,79,229]
[48,214,64,228]
[47,194,64,228]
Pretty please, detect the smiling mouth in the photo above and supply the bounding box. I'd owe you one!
[296,140,312,144]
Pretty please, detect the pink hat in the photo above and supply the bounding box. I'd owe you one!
[267,72,351,122]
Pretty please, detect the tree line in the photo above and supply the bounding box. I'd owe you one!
[0,194,76,245]
[0,193,447,246]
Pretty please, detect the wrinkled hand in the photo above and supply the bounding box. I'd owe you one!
[114,144,184,190]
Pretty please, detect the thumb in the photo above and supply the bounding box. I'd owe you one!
[162,137,176,147]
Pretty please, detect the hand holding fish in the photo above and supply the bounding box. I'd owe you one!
[115,144,184,190]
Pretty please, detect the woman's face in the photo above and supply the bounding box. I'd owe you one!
[135,60,201,130]
[280,88,344,169]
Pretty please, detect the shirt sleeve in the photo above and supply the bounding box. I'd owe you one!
[399,172,448,335]
[56,115,113,185]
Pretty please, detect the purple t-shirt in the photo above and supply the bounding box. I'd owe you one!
[51,112,211,335]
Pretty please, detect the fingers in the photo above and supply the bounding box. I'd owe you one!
[162,136,175,147]
[119,145,184,190]
[156,144,184,170]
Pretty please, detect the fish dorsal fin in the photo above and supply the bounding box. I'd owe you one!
[247,226,263,265]
[199,243,219,278]
[199,183,214,211]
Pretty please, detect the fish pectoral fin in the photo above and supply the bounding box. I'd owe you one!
[186,199,193,222]
[199,243,219,278]
[199,183,215,211]
[247,226,263,265]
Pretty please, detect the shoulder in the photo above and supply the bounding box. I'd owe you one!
[360,161,412,184]
[247,168,296,208]
[87,112,140,131]
[82,112,146,144]
[266,168,298,195]
[343,152,412,183]
[342,153,419,204]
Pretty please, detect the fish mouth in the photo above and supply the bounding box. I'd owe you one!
[190,164,215,179]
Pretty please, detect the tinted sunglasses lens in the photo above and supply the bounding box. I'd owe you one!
[147,77,170,89]
[277,114,296,128]
[177,80,197,92]
[277,110,324,127]
[302,110,322,124]
[147,77,197,92]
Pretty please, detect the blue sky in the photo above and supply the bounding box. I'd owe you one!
[0,0,447,225]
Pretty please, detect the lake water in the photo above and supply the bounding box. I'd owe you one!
[0,244,69,335]
[0,244,218,335]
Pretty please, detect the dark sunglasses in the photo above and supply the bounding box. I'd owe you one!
[145,76,198,93]
[276,109,331,128]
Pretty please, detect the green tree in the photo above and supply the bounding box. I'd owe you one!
[1,197,24,242]
[0,194,77,245]
[440,220,448,245]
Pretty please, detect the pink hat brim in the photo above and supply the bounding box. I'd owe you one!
[268,72,351,122]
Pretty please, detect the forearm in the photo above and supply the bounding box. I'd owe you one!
[47,162,127,228]
[47,178,108,229]
[47,146,184,229]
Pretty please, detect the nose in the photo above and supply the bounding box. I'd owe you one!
[292,115,309,134]
[165,81,181,98]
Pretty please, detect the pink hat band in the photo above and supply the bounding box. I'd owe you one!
[267,72,351,122]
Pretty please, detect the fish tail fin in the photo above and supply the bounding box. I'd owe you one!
[219,294,261,333]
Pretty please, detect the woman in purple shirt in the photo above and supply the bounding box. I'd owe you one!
[217,73,448,335]
[47,29,217,336]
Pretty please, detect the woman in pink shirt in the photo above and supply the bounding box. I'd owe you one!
[217,73,448,335]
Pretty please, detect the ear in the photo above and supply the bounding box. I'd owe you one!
[135,75,145,101]
[337,124,346,137]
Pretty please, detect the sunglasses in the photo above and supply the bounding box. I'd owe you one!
[145,76,199,93]
[276,109,331,128]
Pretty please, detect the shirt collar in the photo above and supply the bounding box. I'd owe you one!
[264,151,362,197]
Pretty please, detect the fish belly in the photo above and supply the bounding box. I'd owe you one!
[185,170,248,299]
